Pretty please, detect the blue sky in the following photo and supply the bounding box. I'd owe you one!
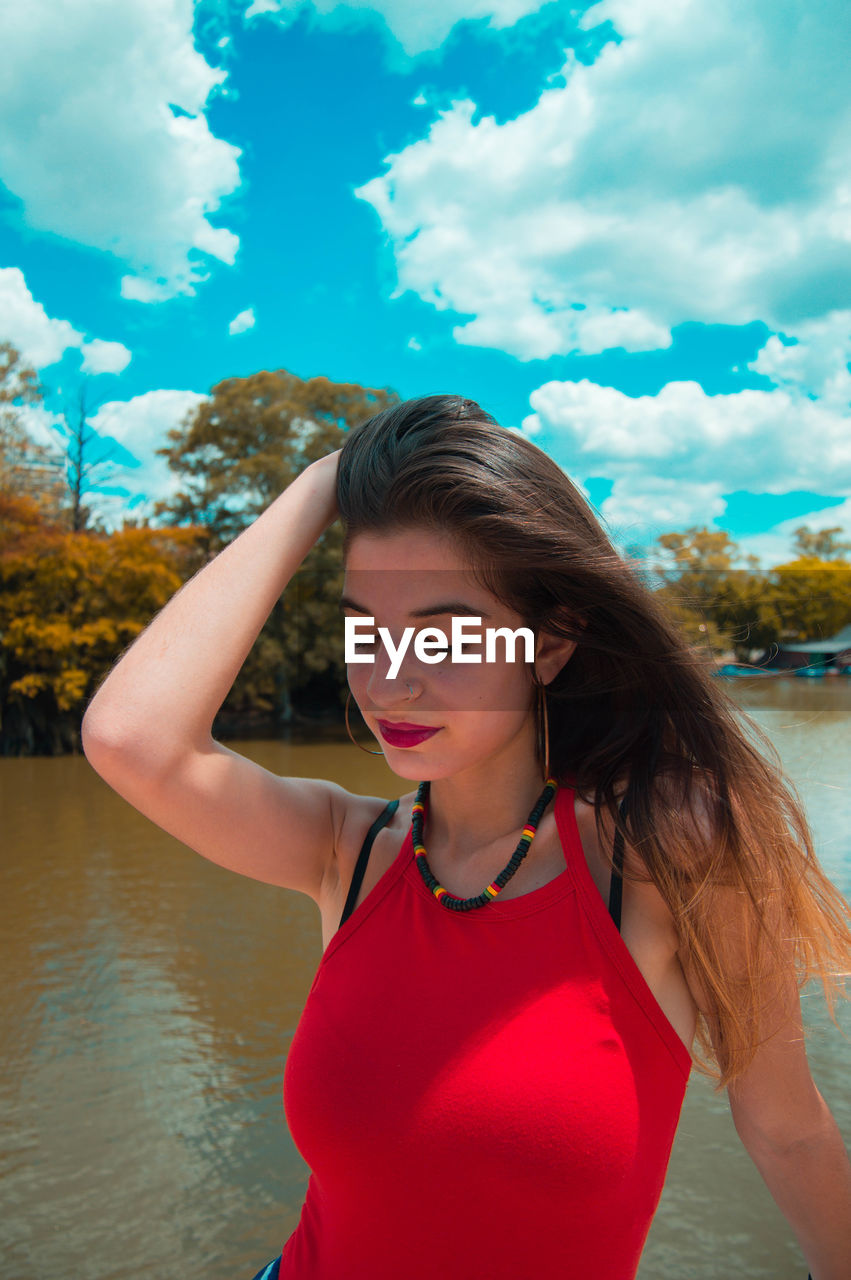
[1,0,850,563]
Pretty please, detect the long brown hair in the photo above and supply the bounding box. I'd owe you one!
[336,394,851,1088]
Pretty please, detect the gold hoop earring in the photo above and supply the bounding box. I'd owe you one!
[533,673,550,782]
[345,691,383,756]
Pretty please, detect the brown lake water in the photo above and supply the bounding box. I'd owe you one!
[1,680,849,1279]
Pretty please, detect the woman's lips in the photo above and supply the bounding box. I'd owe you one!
[376,720,441,748]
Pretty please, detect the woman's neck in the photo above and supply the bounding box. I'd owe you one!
[422,744,551,866]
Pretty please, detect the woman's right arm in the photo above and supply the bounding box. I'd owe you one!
[82,450,348,901]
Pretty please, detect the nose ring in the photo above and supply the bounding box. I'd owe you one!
[405,680,416,699]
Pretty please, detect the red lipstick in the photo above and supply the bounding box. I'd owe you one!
[376,720,441,748]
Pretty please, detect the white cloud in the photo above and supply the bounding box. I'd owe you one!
[521,316,851,560]
[119,277,180,305]
[602,477,729,539]
[89,389,208,515]
[228,307,256,335]
[0,267,132,373]
[735,499,851,568]
[16,402,65,452]
[0,0,241,302]
[244,0,552,56]
[750,311,851,411]
[0,268,80,368]
[356,0,851,358]
[80,339,133,376]
[525,378,851,496]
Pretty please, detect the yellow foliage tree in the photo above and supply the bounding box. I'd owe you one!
[0,492,201,754]
[653,527,851,659]
[768,557,851,642]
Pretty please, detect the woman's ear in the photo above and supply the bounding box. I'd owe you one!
[534,628,578,684]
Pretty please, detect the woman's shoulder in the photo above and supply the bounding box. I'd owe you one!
[318,787,415,950]
[571,783,698,1054]
[335,788,415,863]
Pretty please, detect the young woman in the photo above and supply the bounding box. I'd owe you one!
[82,395,851,1279]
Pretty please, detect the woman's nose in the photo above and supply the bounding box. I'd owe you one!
[366,640,423,706]
[367,663,420,708]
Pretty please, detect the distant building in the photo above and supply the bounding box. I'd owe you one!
[758,623,851,671]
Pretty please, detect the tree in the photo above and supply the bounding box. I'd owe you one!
[157,368,399,722]
[792,525,851,561]
[653,527,771,656]
[767,557,851,643]
[58,382,113,531]
[656,527,744,576]
[46,379,127,532]
[653,525,851,657]
[0,342,41,450]
[0,342,65,512]
[157,369,398,546]
[0,493,201,754]
[1,349,122,527]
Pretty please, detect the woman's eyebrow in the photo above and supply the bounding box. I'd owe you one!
[338,595,490,620]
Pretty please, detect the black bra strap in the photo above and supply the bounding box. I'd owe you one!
[339,799,399,929]
[608,793,629,933]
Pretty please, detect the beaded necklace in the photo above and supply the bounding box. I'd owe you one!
[412,777,558,911]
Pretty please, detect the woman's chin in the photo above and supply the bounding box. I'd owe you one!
[380,750,432,781]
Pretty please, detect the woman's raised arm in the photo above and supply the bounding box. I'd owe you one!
[81,450,350,900]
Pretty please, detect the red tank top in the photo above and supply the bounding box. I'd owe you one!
[281,784,691,1279]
